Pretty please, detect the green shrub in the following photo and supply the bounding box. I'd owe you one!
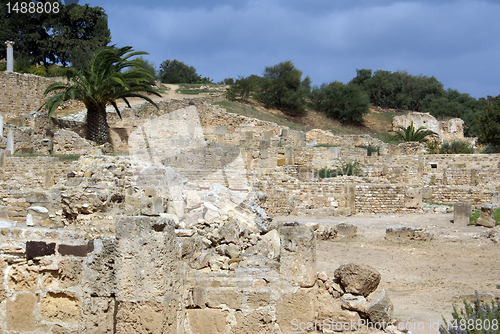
[313,143,338,148]
[257,61,311,117]
[439,140,474,154]
[227,75,264,101]
[440,293,500,334]
[494,207,500,223]
[311,82,370,124]
[315,159,364,178]
[481,145,500,154]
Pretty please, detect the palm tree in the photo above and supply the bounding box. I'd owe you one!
[40,46,161,145]
[392,121,438,143]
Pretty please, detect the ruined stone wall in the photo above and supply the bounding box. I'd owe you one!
[392,112,466,142]
[0,72,56,120]
[427,186,496,206]
[0,156,75,221]
[0,216,182,334]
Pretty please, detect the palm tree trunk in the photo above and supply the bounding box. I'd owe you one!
[86,103,109,145]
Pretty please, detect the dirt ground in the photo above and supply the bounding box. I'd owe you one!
[275,213,500,334]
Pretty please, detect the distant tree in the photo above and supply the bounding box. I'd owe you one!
[40,46,161,145]
[227,75,264,101]
[158,59,198,84]
[312,81,370,124]
[135,56,156,78]
[476,95,500,146]
[257,61,311,116]
[392,121,438,143]
[0,1,110,69]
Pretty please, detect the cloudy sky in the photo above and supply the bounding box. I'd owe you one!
[82,0,500,98]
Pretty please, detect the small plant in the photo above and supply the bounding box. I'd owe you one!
[469,210,480,225]
[494,208,500,224]
[426,139,441,154]
[440,293,500,334]
[316,159,364,178]
[440,140,474,154]
[391,121,438,143]
[481,145,500,154]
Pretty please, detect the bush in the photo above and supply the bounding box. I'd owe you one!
[315,159,364,178]
[439,141,474,154]
[227,75,264,101]
[312,82,370,124]
[158,59,198,84]
[440,293,500,334]
[476,95,500,146]
[481,145,500,154]
[257,61,311,116]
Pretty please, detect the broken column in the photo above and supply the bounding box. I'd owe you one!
[0,113,3,138]
[215,126,226,143]
[454,202,472,225]
[476,203,496,228]
[5,41,14,72]
[6,129,14,155]
[280,224,316,287]
[285,146,293,165]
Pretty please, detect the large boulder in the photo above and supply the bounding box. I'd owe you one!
[334,263,381,297]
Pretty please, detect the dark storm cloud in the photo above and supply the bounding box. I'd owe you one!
[84,0,500,97]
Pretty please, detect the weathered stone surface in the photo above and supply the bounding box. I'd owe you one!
[387,225,434,241]
[0,257,6,302]
[341,293,367,312]
[115,300,178,334]
[59,260,83,288]
[334,263,381,297]
[187,309,229,334]
[277,288,316,332]
[316,289,360,330]
[335,223,357,238]
[256,229,280,259]
[476,203,496,228]
[84,237,117,297]
[7,292,37,331]
[366,288,394,328]
[280,225,316,287]
[247,292,271,308]
[115,216,180,301]
[206,288,242,309]
[454,202,472,225]
[26,240,56,258]
[8,265,38,291]
[41,291,81,322]
[404,187,422,209]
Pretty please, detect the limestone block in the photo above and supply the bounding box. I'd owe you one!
[185,190,202,210]
[58,259,83,288]
[277,288,316,332]
[476,203,496,228]
[234,309,274,334]
[341,293,367,312]
[115,216,180,301]
[27,206,49,225]
[84,238,117,297]
[366,288,394,329]
[335,223,357,238]
[247,292,271,308]
[280,225,316,287]
[386,226,434,241]
[8,265,38,291]
[454,202,472,225]
[334,263,381,297]
[7,292,37,331]
[115,300,178,334]
[404,187,422,209]
[41,291,81,322]
[205,288,242,309]
[187,309,229,334]
[125,195,165,216]
[256,229,280,259]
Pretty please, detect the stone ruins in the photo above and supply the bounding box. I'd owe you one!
[0,71,498,333]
